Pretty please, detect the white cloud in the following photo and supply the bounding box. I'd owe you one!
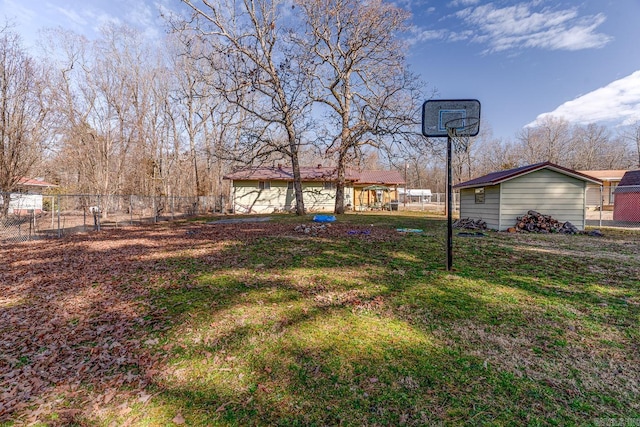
[448,0,480,7]
[407,26,448,44]
[456,2,612,53]
[527,71,640,128]
[54,7,88,27]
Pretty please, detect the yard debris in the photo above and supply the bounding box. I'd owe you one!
[453,218,487,230]
[512,210,582,234]
[294,224,329,236]
[347,229,371,235]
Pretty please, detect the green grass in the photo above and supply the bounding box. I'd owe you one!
[139,214,639,425]
[8,212,640,426]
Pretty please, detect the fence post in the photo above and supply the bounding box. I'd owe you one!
[50,195,54,231]
[130,195,133,225]
[57,195,61,238]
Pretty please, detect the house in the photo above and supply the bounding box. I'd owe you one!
[578,169,627,209]
[223,165,405,214]
[613,170,640,222]
[0,178,57,215]
[453,162,602,231]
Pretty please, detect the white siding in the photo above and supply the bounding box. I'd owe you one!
[232,180,337,213]
[500,169,587,230]
[0,193,44,213]
[459,185,500,230]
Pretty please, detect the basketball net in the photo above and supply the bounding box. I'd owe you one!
[446,118,479,153]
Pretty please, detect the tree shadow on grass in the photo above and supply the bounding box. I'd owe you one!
[1,219,639,424]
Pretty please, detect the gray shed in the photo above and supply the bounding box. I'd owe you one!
[454,162,602,231]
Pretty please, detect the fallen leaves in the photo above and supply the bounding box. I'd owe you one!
[172,413,186,424]
[0,221,398,423]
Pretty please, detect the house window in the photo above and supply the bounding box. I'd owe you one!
[259,181,271,190]
[475,187,485,204]
[324,182,336,190]
[287,181,294,190]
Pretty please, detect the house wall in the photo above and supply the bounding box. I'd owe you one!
[232,180,346,213]
[500,169,587,230]
[353,187,399,210]
[0,193,44,214]
[586,182,617,209]
[459,185,501,230]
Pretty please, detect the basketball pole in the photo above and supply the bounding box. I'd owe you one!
[446,133,453,271]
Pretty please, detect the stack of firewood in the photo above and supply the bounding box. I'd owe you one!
[453,218,487,230]
[509,210,579,234]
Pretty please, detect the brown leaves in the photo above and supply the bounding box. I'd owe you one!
[172,413,186,424]
[0,221,398,423]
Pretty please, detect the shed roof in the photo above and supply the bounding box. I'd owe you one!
[617,169,640,186]
[454,162,602,190]
[613,170,640,193]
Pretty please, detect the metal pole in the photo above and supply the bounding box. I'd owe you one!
[599,185,603,227]
[447,134,453,271]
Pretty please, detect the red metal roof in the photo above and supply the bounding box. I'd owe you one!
[17,178,57,187]
[223,166,404,185]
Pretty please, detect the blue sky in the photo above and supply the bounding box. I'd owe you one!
[2,0,639,141]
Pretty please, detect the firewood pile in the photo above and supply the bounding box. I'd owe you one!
[453,218,487,230]
[510,210,579,234]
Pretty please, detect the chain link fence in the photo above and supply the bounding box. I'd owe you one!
[1,194,224,243]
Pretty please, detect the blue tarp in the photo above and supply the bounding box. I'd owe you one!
[313,215,336,223]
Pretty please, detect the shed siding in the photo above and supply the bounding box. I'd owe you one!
[459,185,501,230]
[500,169,587,229]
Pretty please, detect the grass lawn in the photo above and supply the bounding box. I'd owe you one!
[1,212,639,426]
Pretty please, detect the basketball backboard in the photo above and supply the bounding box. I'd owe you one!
[422,99,481,137]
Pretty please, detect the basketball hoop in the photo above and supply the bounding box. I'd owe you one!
[421,99,481,272]
[445,117,480,153]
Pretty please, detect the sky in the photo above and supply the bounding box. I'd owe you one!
[1,0,640,141]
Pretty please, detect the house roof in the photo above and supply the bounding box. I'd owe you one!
[223,166,405,185]
[454,162,602,190]
[578,170,628,181]
[18,178,57,188]
[356,170,405,185]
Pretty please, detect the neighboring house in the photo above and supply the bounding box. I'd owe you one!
[453,162,602,231]
[578,169,627,209]
[223,165,405,214]
[0,178,57,215]
[613,170,640,222]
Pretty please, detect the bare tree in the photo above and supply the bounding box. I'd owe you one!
[619,122,640,169]
[175,0,313,215]
[516,117,574,165]
[0,28,50,217]
[296,0,423,213]
[569,123,616,170]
